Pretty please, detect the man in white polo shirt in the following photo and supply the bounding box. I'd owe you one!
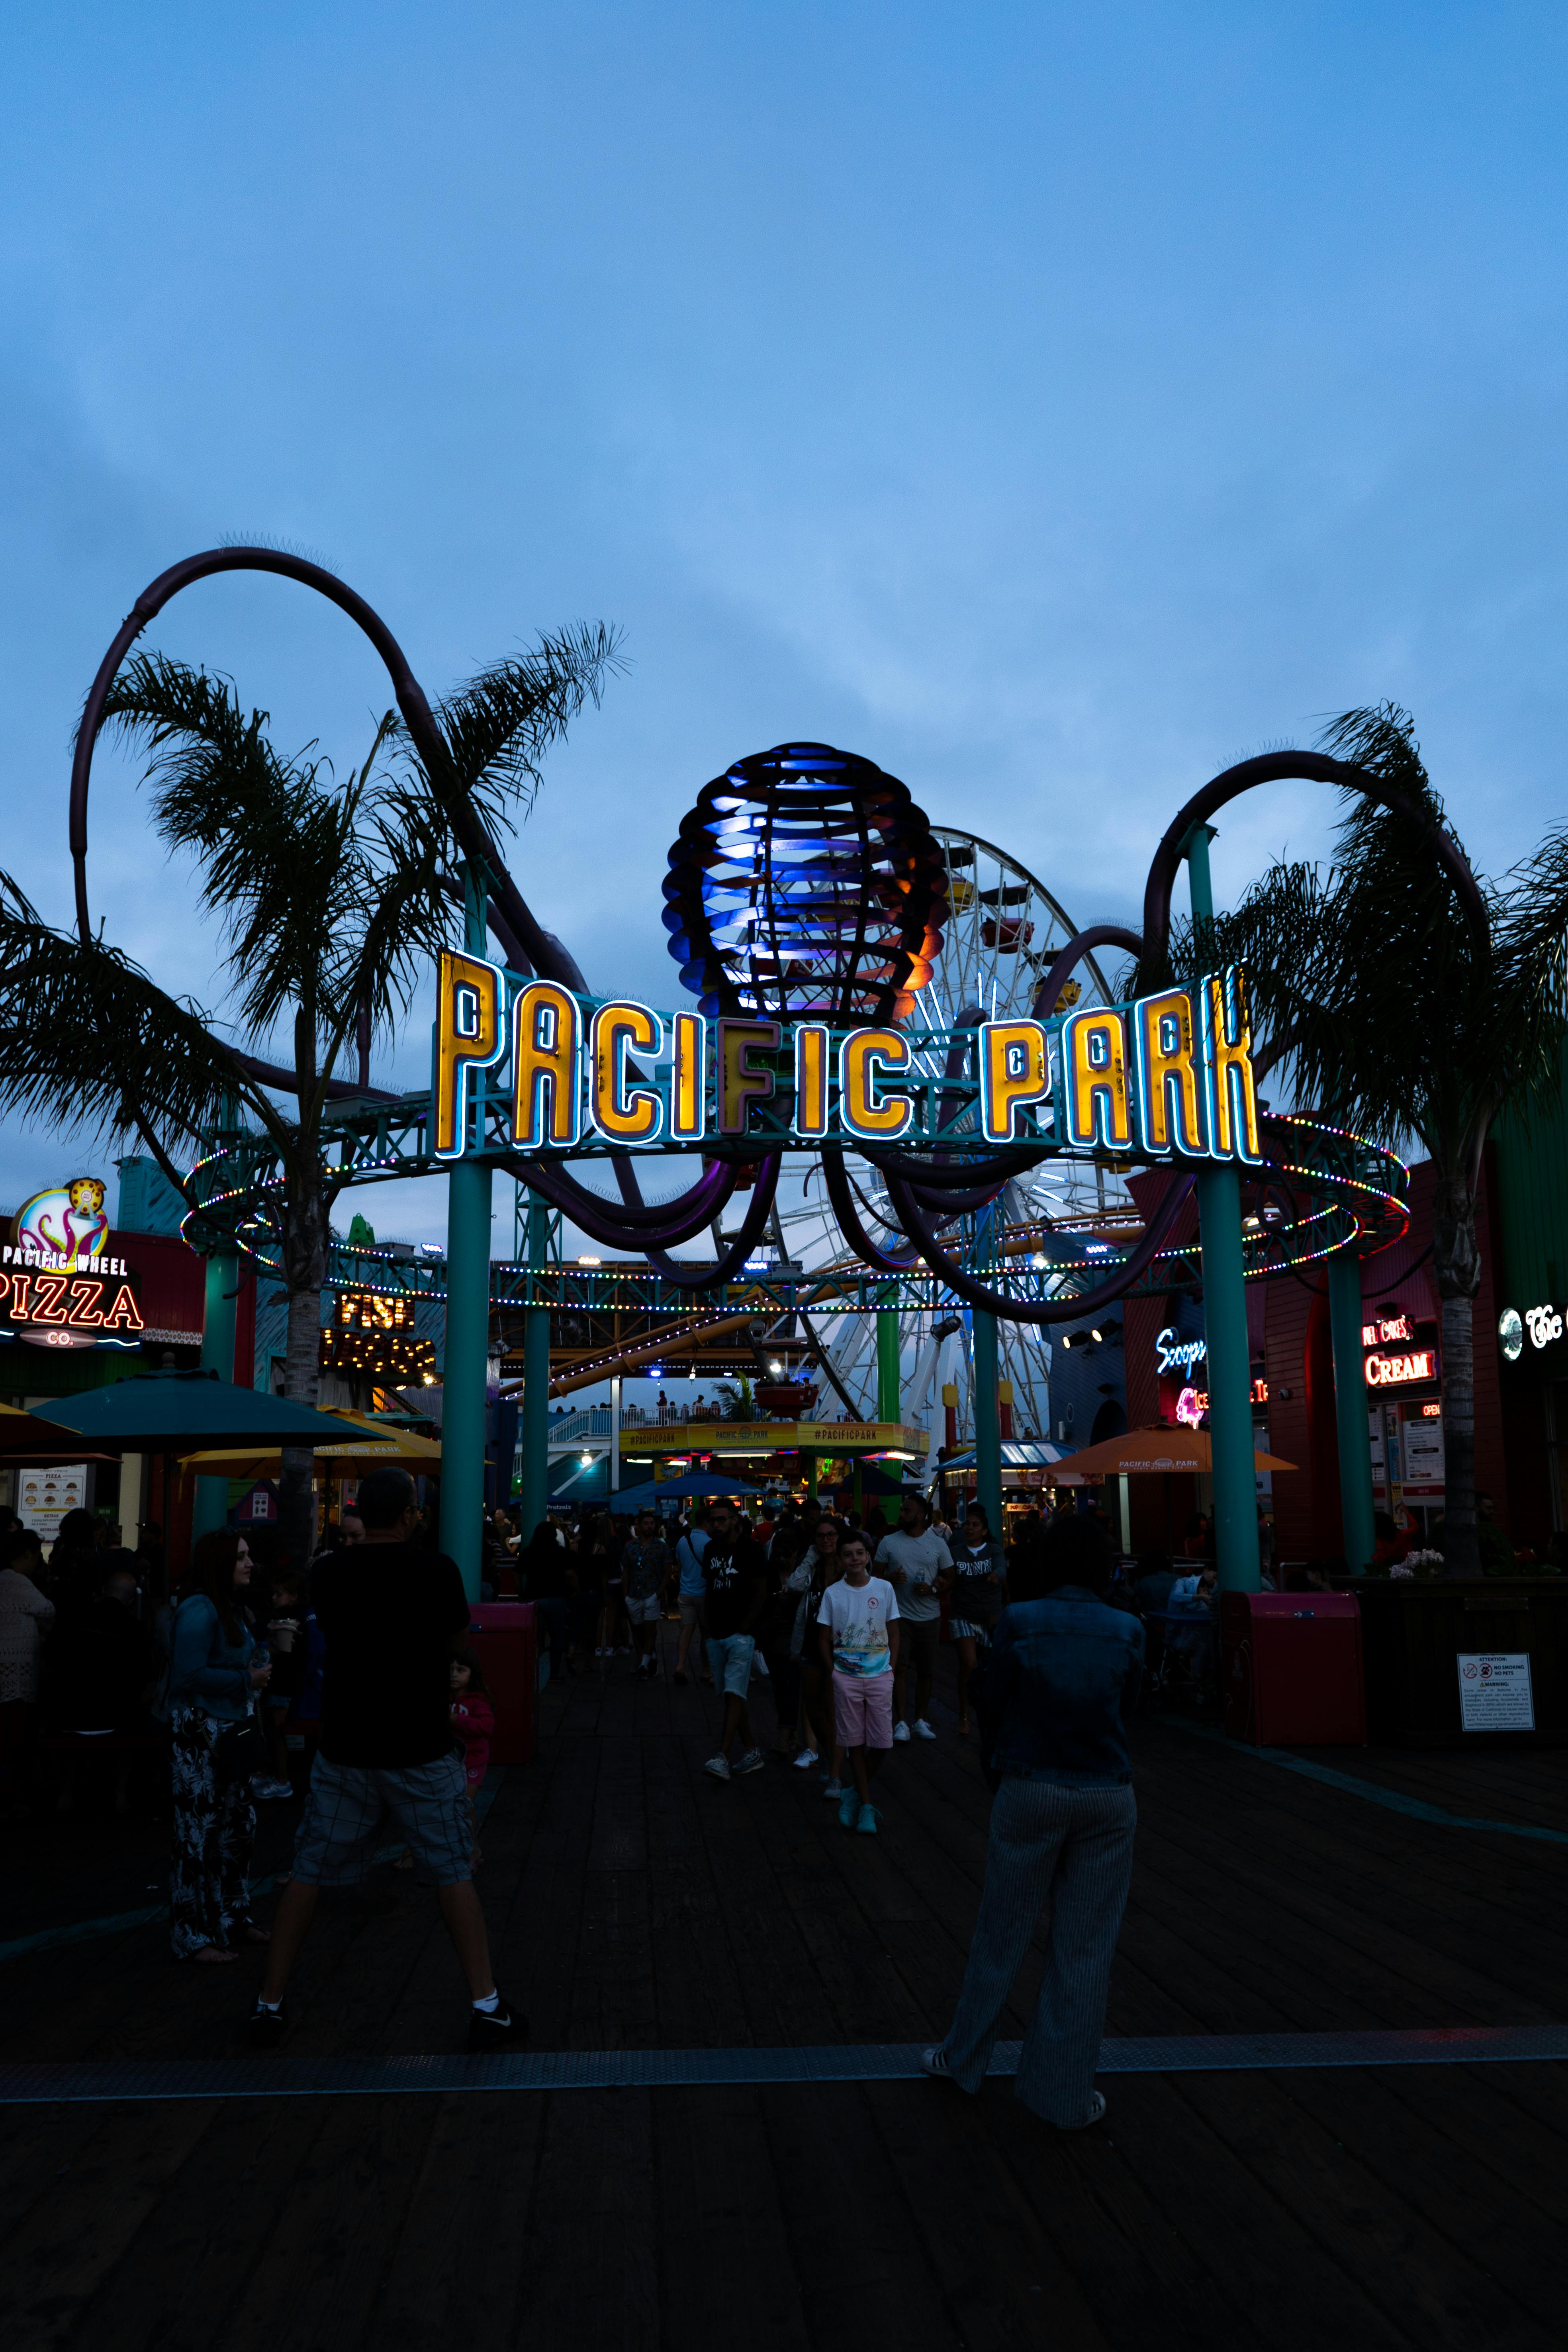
[875,1492,952,1743]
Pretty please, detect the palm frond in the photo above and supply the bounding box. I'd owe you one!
[1487,824,1568,1124]
[422,623,626,834]
[0,876,268,1167]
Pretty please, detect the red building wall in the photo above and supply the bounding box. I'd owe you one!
[1113,1148,1530,1563]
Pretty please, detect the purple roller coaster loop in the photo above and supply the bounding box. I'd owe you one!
[67,545,741,1244]
[1031,926,1146,1025]
[69,553,1486,1310]
[820,1146,925,1275]
[1137,750,1491,990]
[883,1164,1200,1326]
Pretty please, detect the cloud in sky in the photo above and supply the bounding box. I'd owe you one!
[3,0,1567,1244]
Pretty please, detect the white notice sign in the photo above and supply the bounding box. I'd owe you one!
[1456,1652,1535,1733]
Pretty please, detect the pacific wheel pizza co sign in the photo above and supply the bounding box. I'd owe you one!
[1456,1651,1534,1733]
[2,1180,145,1349]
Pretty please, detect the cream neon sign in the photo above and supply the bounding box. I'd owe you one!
[432,953,1263,1165]
[1364,1349,1435,1388]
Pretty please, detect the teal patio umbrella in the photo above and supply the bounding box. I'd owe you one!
[33,1374,367,1584]
[33,1371,364,1449]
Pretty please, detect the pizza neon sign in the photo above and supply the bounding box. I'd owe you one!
[0,1266,144,1337]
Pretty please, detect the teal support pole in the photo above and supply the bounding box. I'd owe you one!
[1186,826,1260,1593]
[876,1308,901,1425]
[1327,1250,1375,1573]
[439,864,494,1602]
[973,1309,1003,1537]
[191,1247,239,1542]
[518,1194,552,1537]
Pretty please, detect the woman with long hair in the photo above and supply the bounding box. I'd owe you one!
[756,1524,813,1757]
[166,1529,272,1962]
[587,1511,630,1656]
[947,1502,1007,1737]
[519,1520,572,1684]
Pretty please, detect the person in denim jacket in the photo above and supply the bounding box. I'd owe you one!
[923,1512,1142,2131]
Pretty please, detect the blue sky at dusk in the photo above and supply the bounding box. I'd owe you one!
[4,2,1568,1249]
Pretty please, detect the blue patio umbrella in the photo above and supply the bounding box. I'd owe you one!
[642,1469,765,1501]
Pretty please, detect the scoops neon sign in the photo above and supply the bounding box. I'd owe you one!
[1156,1327,1208,1376]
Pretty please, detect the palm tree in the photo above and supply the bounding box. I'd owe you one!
[1160,706,1568,1576]
[0,628,618,1565]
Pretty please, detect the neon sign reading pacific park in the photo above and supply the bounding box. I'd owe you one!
[433,954,1265,1168]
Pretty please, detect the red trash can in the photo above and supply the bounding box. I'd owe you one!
[467,1601,538,1764]
[1221,1592,1366,1747]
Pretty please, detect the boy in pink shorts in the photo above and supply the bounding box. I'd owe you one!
[816,1533,900,1834]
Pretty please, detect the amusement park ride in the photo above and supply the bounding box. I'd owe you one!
[68,548,1484,1595]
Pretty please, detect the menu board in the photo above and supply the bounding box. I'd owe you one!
[1402,1412,1445,1499]
[1456,1652,1534,1732]
[16,1463,88,1547]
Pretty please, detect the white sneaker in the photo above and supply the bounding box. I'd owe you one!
[913,1719,936,1741]
[793,1749,820,1770]
[892,1721,911,1745]
[733,1747,766,1776]
[822,1778,843,1799]
[702,1755,732,1781]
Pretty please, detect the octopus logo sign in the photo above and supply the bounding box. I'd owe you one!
[12,1177,110,1270]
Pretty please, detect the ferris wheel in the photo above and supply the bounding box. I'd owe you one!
[773,826,1137,1447]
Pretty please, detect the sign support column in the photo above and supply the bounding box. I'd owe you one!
[973,1308,1003,1537]
[1185,826,1260,1593]
[517,1193,552,1536]
[191,1246,239,1541]
[439,864,494,1601]
[876,1307,900,1425]
[1328,1252,1375,1572]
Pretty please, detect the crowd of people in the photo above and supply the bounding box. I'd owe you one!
[0,1475,1189,2108]
[518,1482,1154,2127]
[499,1485,1220,1825]
[0,1506,167,1786]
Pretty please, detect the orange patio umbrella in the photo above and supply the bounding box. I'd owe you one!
[1050,1425,1296,1481]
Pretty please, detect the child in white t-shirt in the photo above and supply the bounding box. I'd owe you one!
[816,1533,900,1835]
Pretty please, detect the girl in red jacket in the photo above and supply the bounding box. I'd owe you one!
[450,1649,493,1868]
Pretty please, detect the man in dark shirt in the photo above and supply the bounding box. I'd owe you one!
[923,1513,1141,2131]
[698,1502,768,1783]
[250,1467,526,2051]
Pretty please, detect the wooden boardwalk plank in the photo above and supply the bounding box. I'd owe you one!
[0,2102,221,2352]
[4,1635,1566,2352]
